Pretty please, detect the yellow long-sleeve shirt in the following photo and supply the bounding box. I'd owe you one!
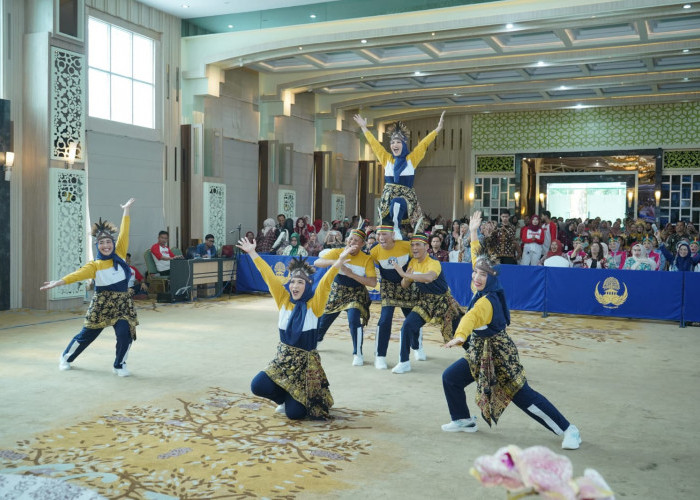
[453,239,493,341]
[61,215,130,287]
[364,129,438,181]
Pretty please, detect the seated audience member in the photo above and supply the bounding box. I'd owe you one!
[276,213,294,235]
[126,253,148,295]
[642,236,660,270]
[316,221,329,246]
[295,217,311,246]
[446,220,462,252]
[282,233,308,257]
[690,237,699,261]
[566,237,587,268]
[324,226,344,249]
[540,239,564,266]
[606,236,627,269]
[559,221,576,252]
[665,221,687,254]
[150,230,183,275]
[428,234,449,262]
[655,235,699,272]
[195,234,217,258]
[584,241,607,269]
[304,232,323,257]
[622,243,655,271]
[256,218,279,254]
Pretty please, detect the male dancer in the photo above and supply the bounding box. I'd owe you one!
[390,228,463,374]
[315,221,377,366]
[369,224,423,369]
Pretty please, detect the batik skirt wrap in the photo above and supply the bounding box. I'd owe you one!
[380,279,418,308]
[464,330,526,426]
[412,291,463,343]
[265,342,334,420]
[85,290,139,340]
[379,183,423,227]
[324,282,371,327]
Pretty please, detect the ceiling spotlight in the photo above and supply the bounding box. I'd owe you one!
[683,4,691,9]
[431,32,436,36]
[506,23,514,29]
[181,4,189,8]
[298,46,303,50]
[310,14,316,18]
[683,77,690,81]
[537,61,546,66]
[414,71,422,76]
[574,104,585,109]
[228,24,233,28]
[682,49,690,53]
[558,85,569,90]
[361,39,367,44]
[453,93,460,96]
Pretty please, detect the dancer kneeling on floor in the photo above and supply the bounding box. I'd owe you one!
[41,198,138,377]
[390,220,463,374]
[441,210,581,450]
[237,237,354,420]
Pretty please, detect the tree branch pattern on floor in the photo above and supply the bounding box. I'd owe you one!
[0,388,378,499]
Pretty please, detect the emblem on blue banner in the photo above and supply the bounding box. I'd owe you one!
[594,277,628,309]
[273,262,289,284]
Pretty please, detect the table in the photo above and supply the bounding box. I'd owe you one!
[170,258,235,299]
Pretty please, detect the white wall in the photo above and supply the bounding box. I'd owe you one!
[86,131,165,270]
[221,137,258,243]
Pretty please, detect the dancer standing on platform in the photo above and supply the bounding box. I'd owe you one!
[369,224,420,370]
[390,221,463,374]
[41,198,138,377]
[237,238,353,420]
[353,111,445,239]
[315,220,377,366]
[441,210,581,450]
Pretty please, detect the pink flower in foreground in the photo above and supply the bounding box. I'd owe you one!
[513,446,577,500]
[470,445,526,491]
[575,469,615,500]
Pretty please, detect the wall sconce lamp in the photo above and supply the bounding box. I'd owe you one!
[1,151,14,181]
[468,191,474,201]
[654,189,661,204]
[514,191,520,205]
[65,142,77,169]
[627,190,634,208]
[539,192,545,209]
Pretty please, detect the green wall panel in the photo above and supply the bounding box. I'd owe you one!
[473,103,700,152]
[476,155,515,173]
[664,150,700,169]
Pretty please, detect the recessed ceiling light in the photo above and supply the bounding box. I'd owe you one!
[453,93,460,96]
[298,46,303,50]
[558,85,569,90]
[310,14,316,18]
[683,77,690,81]
[574,104,585,109]
[537,61,546,66]
[506,23,514,29]
[414,71,422,76]
[361,39,367,44]
[181,4,189,8]
[683,49,690,53]
[431,32,435,36]
[228,24,233,28]
[683,4,691,9]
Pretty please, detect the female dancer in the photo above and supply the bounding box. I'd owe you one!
[353,111,445,238]
[237,237,353,419]
[441,211,581,450]
[41,198,138,377]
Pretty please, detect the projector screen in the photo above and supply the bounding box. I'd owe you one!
[546,182,627,220]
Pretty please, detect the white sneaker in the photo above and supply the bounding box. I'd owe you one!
[59,355,71,371]
[441,417,478,433]
[374,356,388,370]
[352,354,364,366]
[413,347,427,361]
[562,424,581,450]
[275,403,286,414]
[112,366,131,377]
[391,361,411,374]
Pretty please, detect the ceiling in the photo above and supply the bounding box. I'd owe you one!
[146,0,700,120]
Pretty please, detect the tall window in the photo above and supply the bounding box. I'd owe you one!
[88,17,155,128]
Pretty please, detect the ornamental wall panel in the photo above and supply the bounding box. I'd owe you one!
[49,168,87,300]
[50,47,86,161]
[278,189,296,220]
[203,182,226,247]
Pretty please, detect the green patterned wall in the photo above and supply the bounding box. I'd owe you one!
[473,102,700,152]
[476,155,515,173]
[664,150,700,169]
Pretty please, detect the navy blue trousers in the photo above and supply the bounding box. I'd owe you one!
[376,306,412,357]
[62,319,132,369]
[251,371,307,420]
[442,357,570,434]
[317,308,363,354]
[399,311,462,362]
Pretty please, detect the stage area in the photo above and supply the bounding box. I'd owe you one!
[1,295,698,499]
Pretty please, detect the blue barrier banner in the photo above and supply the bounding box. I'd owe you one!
[236,255,329,293]
[545,267,683,321]
[682,272,700,322]
[441,263,545,312]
